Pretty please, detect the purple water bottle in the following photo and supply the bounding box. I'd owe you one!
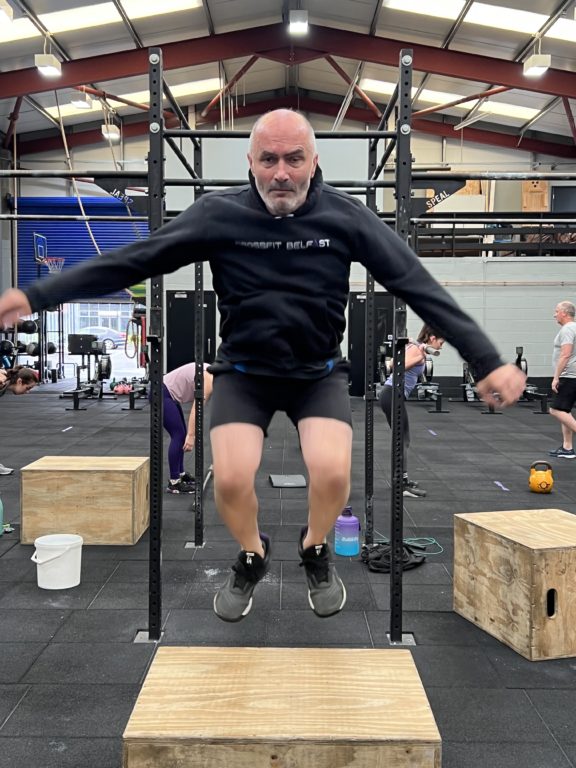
[335,506,360,556]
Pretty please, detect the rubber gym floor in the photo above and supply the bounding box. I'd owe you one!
[0,384,575,768]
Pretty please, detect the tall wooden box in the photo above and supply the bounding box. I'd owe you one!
[454,509,576,661]
[123,646,442,768]
[21,456,149,545]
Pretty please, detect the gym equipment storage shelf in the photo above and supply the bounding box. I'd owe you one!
[454,508,576,661]
[20,456,149,545]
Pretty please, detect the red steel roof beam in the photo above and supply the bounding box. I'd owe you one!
[3,25,576,101]
[324,55,382,119]
[73,86,178,126]
[200,55,260,118]
[305,25,576,99]
[412,117,575,159]
[0,27,288,100]
[413,86,511,117]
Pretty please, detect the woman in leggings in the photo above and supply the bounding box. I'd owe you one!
[160,362,213,494]
[379,325,444,498]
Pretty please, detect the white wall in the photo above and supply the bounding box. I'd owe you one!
[348,256,576,378]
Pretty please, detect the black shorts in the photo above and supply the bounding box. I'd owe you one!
[550,377,576,413]
[209,364,352,433]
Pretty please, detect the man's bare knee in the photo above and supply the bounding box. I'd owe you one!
[214,470,254,501]
[308,463,349,496]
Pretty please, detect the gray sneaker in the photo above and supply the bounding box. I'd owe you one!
[299,527,347,618]
[213,534,270,622]
[0,464,14,475]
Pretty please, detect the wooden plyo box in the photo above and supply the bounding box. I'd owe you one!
[454,509,576,661]
[21,456,149,545]
[123,646,442,768]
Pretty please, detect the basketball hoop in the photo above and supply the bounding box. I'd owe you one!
[44,257,65,273]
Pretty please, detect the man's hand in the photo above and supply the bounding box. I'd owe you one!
[552,376,560,393]
[475,363,527,408]
[183,434,195,452]
[0,289,32,329]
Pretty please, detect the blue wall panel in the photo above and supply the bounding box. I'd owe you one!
[12,197,149,299]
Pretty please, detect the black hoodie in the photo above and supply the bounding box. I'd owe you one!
[25,168,503,379]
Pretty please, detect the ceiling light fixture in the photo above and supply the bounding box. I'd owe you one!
[523,52,551,77]
[71,91,93,110]
[0,0,13,24]
[523,35,551,78]
[288,9,308,35]
[34,53,62,77]
[101,124,120,141]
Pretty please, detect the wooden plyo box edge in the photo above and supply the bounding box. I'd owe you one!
[123,646,442,768]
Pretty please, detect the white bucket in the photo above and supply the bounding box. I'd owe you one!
[31,534,83,590]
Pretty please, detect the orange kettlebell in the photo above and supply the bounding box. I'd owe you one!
[528,460,554,494]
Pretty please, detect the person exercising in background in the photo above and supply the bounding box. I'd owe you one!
[0,365,38,397]
[160,362,214,493]
[379,325,444,498]
[0,366,39,475]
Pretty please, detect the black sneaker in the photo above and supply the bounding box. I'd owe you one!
[213,534,271,622]
[180,472,196,484]
[299,527,347,618]
[403,477,419,489]
[548,447,576,459]
[166,478,195,494]
[402,480,427,498]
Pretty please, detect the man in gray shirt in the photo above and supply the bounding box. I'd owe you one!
[549,300,576,459]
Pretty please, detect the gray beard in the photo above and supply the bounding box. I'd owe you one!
[256,179,308,217]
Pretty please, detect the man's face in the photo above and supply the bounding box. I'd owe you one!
[554,305,566,324]
[248,113,318,216]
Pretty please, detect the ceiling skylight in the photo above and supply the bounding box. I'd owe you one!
[382,0,468,22]
[381,0,576,43]
[0,1,202,44]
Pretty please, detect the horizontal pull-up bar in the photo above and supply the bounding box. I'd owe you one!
[165,129,397,140]
[415,226,575,235]
[2,169,574,183]
[0,171,394,187]
[413,217,576,224]
[412,171,576,181]
[0,170,148,179]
